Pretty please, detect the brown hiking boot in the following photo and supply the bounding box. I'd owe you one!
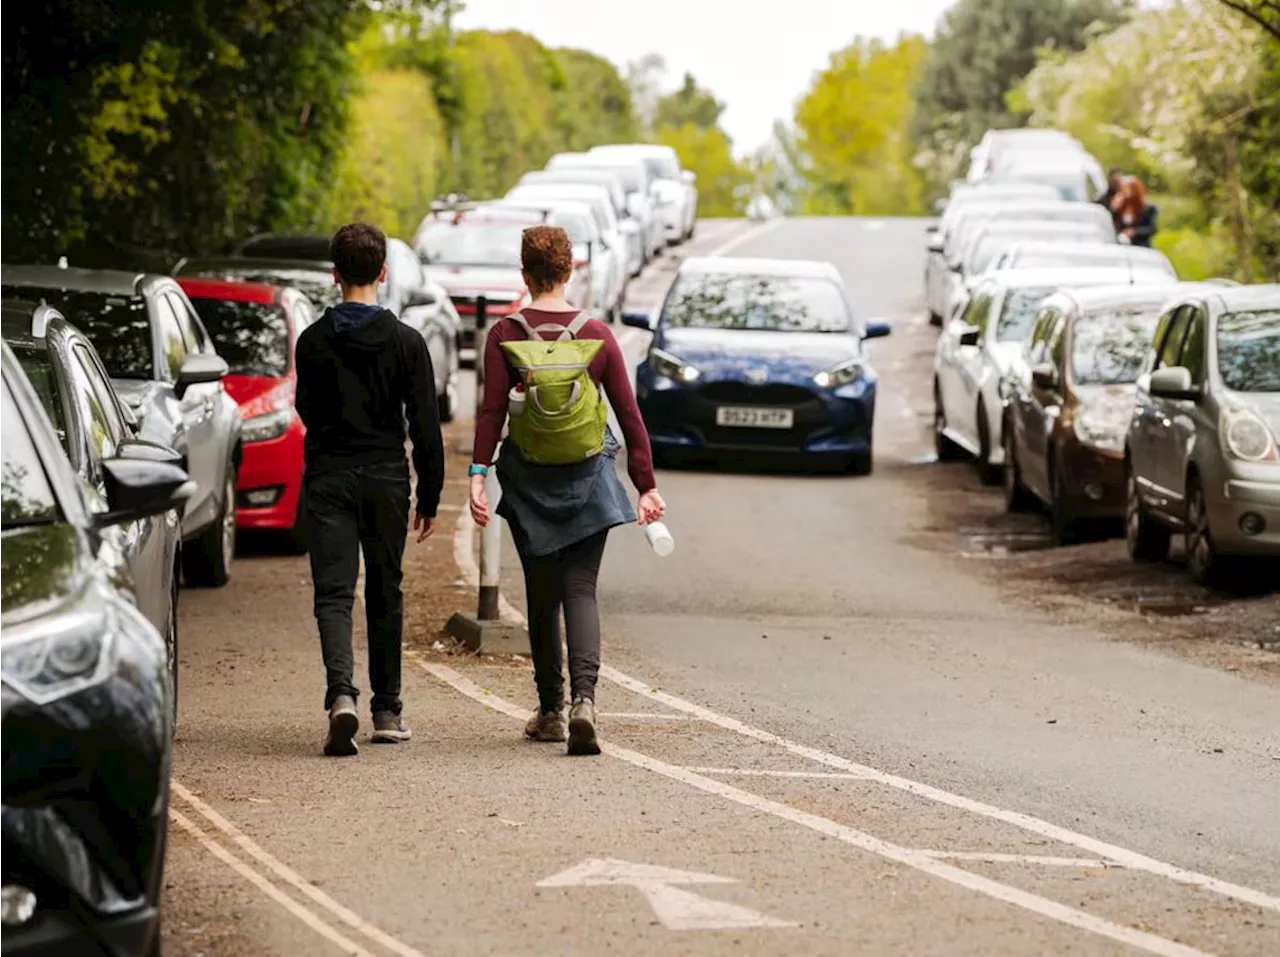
[567,698,600,756]
[524,708,567,742]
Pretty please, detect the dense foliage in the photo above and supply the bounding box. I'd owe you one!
[793,35,928,215]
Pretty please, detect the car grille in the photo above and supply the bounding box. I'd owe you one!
[698,381,816,406]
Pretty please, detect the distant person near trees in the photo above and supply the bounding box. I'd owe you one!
[1112,175,1157,248]
[1097,167,1125,228]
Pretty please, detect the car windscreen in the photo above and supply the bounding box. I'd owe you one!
[1016,248,1128,270]
[188,298,290,377]
[643,156,680,180]
[422,224,524,268]
[664,273,851,333]
[2,377,60,527]
[547,212,592,246]
[593,165,643,192]
[996,286,1057,342]
[1071,308,1161,385]
[1217,309,1280,393]
[2,288,152,379]
[11,346,69,452]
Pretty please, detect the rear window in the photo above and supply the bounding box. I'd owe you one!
[1071,308,1161,385]
[2,287,152,379]
[187,298,290,377]
[1217,309,1280,393]
[422,224,524,268]
[664,273,851,333]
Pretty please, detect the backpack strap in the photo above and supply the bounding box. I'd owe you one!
[506,310,594,342]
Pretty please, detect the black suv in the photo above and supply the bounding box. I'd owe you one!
[1,338,191,956]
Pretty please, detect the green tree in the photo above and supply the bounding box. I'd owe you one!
[553,48,639,152]
[911,0,1131,191]
[794,34,928,215]
[1212,0,1280,41]
[654,72,725,130]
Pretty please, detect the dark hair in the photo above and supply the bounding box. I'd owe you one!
[1108,167,1124,178]
[521,225,573,296]
[330,223,387,286]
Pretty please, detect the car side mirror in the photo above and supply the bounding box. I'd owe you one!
[95,457,194,528]
[620,309,654,331]
[1031,361,1058,391]
[1149,366,1199,401]
[175,352,228,398]
[927,236,944,254]
[959,326,981,348]
[681,170,696,185]
[863,320,892,340]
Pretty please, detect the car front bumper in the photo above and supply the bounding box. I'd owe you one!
[236,420,305,531]
[1059,441,1126,519]
[636,375,876,459]
[1207,474,1280,556]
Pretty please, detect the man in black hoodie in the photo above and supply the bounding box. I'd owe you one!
[295,222,444,756]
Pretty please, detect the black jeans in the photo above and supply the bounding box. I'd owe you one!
[513,528,609,714]
[306,461,410,714]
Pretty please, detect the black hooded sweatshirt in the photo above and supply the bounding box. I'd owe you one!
[295,303,444,518]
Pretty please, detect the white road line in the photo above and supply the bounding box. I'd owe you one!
[918,851,1122,868]
[416,660,1212,957]
[683,767,873,780]
[704,219,782,258]
[599,711,689,720]
[448,428,1280,918]
[169,808,374,957]
[599,664,1280,915]
[172,782,428,957]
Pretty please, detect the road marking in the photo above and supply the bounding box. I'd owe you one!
[448,457,1280,918]
[170,808,374,957]
[918,851,1122,868]
[599,665,1280,915]
[684,767,873,780]
[417,660,1212,957]
[172,781,428,957]
[704,219,783,258]
[600,711,689,720]
[538,857,796,931]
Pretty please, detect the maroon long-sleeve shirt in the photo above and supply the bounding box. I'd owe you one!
[473,308,656,492]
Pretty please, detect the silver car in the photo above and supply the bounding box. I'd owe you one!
[1125,284,1280,584]
[2,264,242,587]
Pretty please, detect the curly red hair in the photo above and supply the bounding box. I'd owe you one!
[521,225,573,296]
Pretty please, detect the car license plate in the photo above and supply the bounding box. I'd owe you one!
[715,407,794,429]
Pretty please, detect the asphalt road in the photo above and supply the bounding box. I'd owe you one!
[162,218,1279,957]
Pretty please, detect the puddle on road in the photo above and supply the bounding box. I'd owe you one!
[958,525,1053,558]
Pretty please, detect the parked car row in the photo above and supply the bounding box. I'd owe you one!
[413,143,699,347]
[929,127,1280,586]
[0,142,700,954]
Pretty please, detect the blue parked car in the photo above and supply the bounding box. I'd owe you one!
[623,257,890,473]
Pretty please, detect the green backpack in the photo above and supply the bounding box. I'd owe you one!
[500,312,608,465]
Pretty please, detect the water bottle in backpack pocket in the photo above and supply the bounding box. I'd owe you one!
[500,312,609,465]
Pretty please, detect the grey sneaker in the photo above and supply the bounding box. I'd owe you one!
[324,695,359,757]
[524,708,567,742]
[371,711,412,743]
[567,698,600,756]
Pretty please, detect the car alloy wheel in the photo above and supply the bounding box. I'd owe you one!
[1125,466,1170,563]
[183,463,236,587]
[1050,454,1077,546]
[1185,477,1221,586]
[220,471,236,566]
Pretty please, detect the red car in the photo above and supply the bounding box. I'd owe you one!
[177,278,316,546]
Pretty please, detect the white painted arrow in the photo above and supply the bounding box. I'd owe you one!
[537,858,796,931]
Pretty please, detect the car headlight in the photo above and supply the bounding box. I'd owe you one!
[813,359,864,390]
[1,601,134,706]
[241,408,293,444]
[649,348,700,384]
[1220,407,1278,462]
[1073,405,1128,453]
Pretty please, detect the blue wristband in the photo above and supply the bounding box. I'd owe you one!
[469,464,489,477]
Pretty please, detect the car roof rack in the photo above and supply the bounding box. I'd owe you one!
[31,302,61,338]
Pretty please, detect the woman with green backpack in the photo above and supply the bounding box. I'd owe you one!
[470,224,665,755]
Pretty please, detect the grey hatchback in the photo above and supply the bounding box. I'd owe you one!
[1124,284,1280,584]
[2,264,242,586]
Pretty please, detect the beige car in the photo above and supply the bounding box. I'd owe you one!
[1125,284,1280,584]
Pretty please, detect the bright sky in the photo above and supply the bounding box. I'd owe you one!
[454,0,957,154]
